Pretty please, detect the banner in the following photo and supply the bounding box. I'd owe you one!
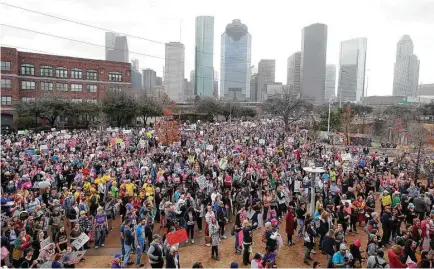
[71,233,90,250]
[40,236,51,249]
[196,175,207,190]
[166,228,188,245]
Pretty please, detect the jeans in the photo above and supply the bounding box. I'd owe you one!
[234,231,239,251]
[211,245,219,258]
[95,227,106,247]
[187,224,195,240]
[123,244,132,267]
[120,239,125,256]
[197,216,203,231]
[304,246,311,261]
[135,240,144,266]
[297,219,305,237]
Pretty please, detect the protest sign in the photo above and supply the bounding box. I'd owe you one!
[196,175,207,190]
[259,139,265,145]
[17,130,25,135]
[64,250,87,264]
[294,180,301,193]
[70,233,90,250]
[206,144,213,151]
[166,228,188,245]
[40,236,51,249]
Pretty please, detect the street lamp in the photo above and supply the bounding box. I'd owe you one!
[303,165,325,215]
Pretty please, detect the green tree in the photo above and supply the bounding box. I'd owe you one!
[69,102,101,128]
[102,91,137,127]
[17,97,71,127]
[316,109,341,132]
[263,94,313,130]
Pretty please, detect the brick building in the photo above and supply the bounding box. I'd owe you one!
[1,47,131,128]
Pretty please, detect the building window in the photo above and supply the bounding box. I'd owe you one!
[86,70,98,80]
[71,68,82,79]
[86,99,98,104]
[22,97,36,103]
[1,61,11,71]
[71,99,83,103]
[86,85,97,92]
[40,65,53,77]
[41,82,53,91]
[21,64,35,75]
[71,84,83,92]
[21,81,36,90]
[56,67,68,78]
[56,83,68,91]
[109,72,122,82]
[109,85,122,93]
[1,78,11,88]
[1,96,12,105]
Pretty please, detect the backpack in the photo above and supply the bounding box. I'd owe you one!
[373,256,387,268]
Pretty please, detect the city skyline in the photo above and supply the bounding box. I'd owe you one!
[1,0,433,97]
[164,42,185,102]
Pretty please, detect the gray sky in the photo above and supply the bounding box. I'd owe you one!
[1,0,433,96]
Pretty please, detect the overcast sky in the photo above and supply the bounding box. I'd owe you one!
[1,0,433,96]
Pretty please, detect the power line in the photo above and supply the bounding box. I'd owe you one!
[0,43,251,86]
[0,2,250,63]
[0,23,249,76]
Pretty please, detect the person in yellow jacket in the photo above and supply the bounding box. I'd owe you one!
[380,190,392,214]
[143,179,155,197]
[124,180,135,197]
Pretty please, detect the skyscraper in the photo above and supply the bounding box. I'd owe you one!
[337,37,367,103]
[164,42,185,102]
[250,74,258,102]
[220,19,252,101]
[325,64,336,101]
[300,23,327,104]
[130,58,142,90]
[393,35,420,97]
[195,16,215,98]
[287,52,301,97]
[257,59,275,102]
[142,68,157,94]
[105,32,129,63]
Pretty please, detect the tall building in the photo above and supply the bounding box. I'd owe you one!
[287,52,301,97]
[164,42,185,102]
[195,16,215,98]
[131,59,142,90]
[105,32,129,63]
[257,59,275,102]
[337,38,367,103]
[393,35,420,97]
[142,68,156,94]
[419,83,434,96]
[155,76,163,86]
[213,70,219,98]
[300,23,327,104]
[220,19,252,101]
[325,64,336,101]
[250,74,258,102]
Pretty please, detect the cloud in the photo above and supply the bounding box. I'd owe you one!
[380,0,434,23]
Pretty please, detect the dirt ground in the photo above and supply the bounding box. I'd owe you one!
[77,196,418,268]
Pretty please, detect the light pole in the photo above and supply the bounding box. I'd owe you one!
[327,102,331,133]
[303,166,325,215]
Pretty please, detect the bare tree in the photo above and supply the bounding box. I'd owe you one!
[264,94,313,130]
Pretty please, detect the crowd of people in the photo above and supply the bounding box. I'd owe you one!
[1,119,434,268]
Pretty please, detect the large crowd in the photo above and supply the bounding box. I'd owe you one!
[1,119,433,268]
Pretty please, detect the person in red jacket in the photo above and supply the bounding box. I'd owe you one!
[285,206,296,246]
[387,245,406,268]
